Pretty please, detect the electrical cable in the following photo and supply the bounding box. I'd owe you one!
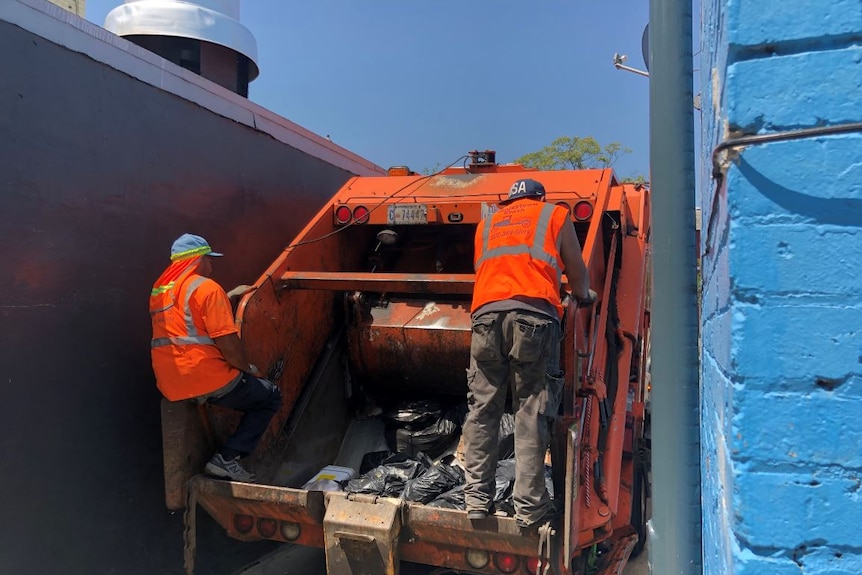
[704,121,862,256]
[281,153,469,250]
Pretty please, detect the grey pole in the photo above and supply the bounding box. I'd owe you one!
[647,0,703,573]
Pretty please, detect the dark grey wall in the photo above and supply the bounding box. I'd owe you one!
[0,22,355,575]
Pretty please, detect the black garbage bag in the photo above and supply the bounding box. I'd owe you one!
[498,412,516,459]
[427,484,465,510]
[493,459,517,515]
[386,413,459,459]
[383,400,442,431]
[345,453,431,497]
[403,462,465,504]
[493,460,556,515]
[427,458,516,512]
[494,459,516,502]
[359,450,394,475]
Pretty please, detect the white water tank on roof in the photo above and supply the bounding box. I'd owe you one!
[105,0,259,96]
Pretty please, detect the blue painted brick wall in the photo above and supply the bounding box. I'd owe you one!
[701,1,862,573]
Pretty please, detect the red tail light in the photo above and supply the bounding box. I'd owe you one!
[233,514,253,534]
[334,205,352,224]
[526,556,540,574]
[574,201,594,221]
[494,552,520,573]
[257,517,278,538]
[353,205,370,224]
[555,201,571,215]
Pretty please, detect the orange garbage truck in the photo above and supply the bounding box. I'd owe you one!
[163,150,652,575]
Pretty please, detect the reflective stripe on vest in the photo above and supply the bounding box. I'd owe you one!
[475,202,563,283]
[150,276,215,348]
[151,335,215,347]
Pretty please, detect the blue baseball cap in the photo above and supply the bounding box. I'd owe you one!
[170,233,224,261]
[500,178,546,205]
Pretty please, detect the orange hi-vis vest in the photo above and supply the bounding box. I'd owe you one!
[471,200,569,319]
[150,273,240,401]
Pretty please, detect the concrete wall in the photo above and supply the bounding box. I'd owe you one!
[700,1,862,574]
[0,2,381,573]
[46,0,84,17]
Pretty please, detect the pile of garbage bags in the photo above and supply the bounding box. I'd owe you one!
[346,452,465,503]
[305,400,552,512]
[342,451,553,511]
[382,400,462,459]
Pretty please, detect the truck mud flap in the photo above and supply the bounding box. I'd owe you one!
[324,493,401,575]
[594,529,638,575]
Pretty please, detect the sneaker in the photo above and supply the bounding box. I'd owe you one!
[205,453,257,483]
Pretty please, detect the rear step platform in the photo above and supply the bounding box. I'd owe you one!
[324,493,401,575]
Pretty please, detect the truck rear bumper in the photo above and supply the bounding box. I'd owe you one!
[191,476,552,574]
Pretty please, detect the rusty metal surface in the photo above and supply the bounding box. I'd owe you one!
[195,476,325,509]
[161,399,210,510]
[324,494,402,575]
[339,169,609,204]
[347,299,472,396]
[280,271,475,295]
[193,476,326,548]
[596,530,639,575]
[404,505,538,557]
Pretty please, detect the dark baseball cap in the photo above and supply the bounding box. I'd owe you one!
[500,178,546,205]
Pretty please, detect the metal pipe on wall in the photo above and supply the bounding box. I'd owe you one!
[647,0,703,572]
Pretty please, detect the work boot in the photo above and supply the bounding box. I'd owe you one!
[467,504,496,520]
[516,507,562,531]
[205,453,257,483]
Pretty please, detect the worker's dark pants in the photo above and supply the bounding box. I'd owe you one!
[463,310,562,525]
[208,374,281,458]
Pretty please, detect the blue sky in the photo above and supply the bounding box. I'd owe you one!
[84,1,651,179]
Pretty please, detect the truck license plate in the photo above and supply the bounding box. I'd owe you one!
[387,204,428,224]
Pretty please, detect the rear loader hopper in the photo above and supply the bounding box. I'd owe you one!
[163,151,652,575]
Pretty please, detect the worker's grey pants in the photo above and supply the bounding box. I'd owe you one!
[462,309,563,525]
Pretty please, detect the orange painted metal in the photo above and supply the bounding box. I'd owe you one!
[280,271,475,295]
[192,476,326,548]
[347,299,471,396]
[174,161,652,575]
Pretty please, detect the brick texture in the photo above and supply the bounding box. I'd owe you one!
[701,1,862,573]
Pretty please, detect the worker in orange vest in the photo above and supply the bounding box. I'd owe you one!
[150,233,281,482]
[463,178,594,528]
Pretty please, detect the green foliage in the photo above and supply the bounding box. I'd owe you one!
[620,174,648,185]
[420,162,443,175]
[515,136,631,171]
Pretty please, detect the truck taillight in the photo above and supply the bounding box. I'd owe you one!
[494,552,520,573]
[574,201,593,221]
[353,205,370,224]
[526,556,540,574]
[280,521,301,541]
[335,205,352,224]
[257,517,277,538]
[555,201,571,215]
[465,548,490,570]
[233,514,254,534]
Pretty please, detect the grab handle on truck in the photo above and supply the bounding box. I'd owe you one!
[334,532,376,544]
